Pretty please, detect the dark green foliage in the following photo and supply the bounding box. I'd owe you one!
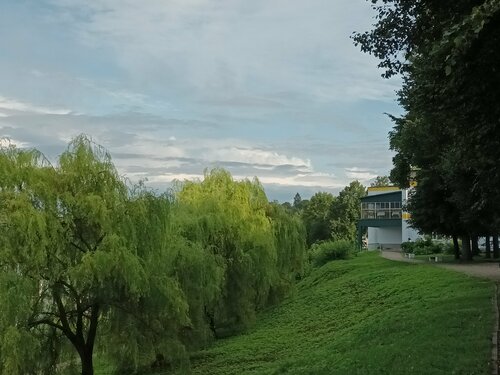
[401,238,443,255]
[309,240,353,267]
[298,182,366,246]
[301,192,335,245]
[330,181,366,242]
[354,0,500,254]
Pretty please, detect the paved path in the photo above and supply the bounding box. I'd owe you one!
[380,250,500,281]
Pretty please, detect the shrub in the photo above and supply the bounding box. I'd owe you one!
[401,241,415,253]
[309,240,353,267]
[401,238,443,255]
[442,241,456,255]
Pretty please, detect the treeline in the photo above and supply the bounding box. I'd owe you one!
[354,0,500,260]
[0,136,307,374]
[282,181,365,246]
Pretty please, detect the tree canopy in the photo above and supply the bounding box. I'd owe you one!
[354,0,500,259]
[0,139,308,374]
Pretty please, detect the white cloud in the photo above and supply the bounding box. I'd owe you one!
[0,1,400,200]
[48,0,397,104]
[205,147,311,169]
[0,96,71,115]
[345,167,378,182]
[0,138,30,148]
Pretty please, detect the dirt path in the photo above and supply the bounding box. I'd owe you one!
[380,250,500,281]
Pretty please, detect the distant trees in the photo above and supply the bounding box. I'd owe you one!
[330,181,366,242]
[301,192,335,245]
[354,0,500,259]
[370,176,392,187]
[294,181,366,246]
[0,138,307,374]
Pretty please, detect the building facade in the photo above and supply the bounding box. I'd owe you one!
[357,186,420,250]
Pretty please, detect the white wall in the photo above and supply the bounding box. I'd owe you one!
[402,220,420,242]
[368,227,402,249]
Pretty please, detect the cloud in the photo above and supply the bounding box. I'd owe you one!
[46,0,399,106]
[0,2,401,200]
[0,138,30,148]
[0,96,71,115]
[0,104,349,195]
[345,167,379,182]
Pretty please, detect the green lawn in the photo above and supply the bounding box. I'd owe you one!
[98,252,494,375]
[189,252,493,375]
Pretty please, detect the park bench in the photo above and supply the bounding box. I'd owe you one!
[428,256,442,262]
[404,253,415,259]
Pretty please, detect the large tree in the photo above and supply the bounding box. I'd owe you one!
[301,192,335,245]
[0,137,189,374]
[173,169,306,335]
[330,181,366,242]
[354,0,500,259]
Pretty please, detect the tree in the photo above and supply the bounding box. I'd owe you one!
[354,0,500,259]
[301,192,335,245]
[0,137,189,374]
[330,181,366,242]
[174,169,306,335]
[370,176,392,187]
[266,202,307,300]
[293,193,302,209]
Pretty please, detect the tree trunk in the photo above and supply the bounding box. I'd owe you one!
[494,236,499,258]
[471,235,479,256]
[462,234,472,261]
[452,235,460,260]
[79,347,94,375]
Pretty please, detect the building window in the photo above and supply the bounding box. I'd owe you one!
[361,201,401,220]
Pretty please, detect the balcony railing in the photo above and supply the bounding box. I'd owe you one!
[361,202,402,220]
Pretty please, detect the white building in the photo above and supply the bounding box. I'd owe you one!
[358,186,420,250]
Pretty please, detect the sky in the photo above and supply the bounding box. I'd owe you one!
[0,0,402,202]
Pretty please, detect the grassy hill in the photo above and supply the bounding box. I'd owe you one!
[187,252,493,375]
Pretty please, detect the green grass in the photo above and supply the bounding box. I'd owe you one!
[97,252,494,375]
[188,253,493,375]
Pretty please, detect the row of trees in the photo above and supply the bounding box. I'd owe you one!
[286,181,366,246]
[0,136,307,374]
[354,0,500,259]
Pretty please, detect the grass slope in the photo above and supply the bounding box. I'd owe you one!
[188,252,493,375]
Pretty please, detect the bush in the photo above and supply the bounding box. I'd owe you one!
[442,241,456,255]
[309,240,353,267]
[401,241,415,253]
[401,238,443,255]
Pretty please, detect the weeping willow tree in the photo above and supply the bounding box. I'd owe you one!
[266,202,307,303]
[174,169,307,336]
[0,137,308,374]
[0,136,190,375]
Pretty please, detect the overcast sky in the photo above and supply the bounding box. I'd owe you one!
[0,0,401,201]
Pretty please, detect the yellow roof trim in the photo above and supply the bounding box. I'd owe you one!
[367,186,400,192]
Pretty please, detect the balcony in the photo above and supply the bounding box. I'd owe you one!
[361,202,402,220]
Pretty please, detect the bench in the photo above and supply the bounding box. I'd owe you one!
[404,253,415,259]
[428,256,442,262]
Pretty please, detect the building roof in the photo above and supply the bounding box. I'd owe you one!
[361,191,402,203]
